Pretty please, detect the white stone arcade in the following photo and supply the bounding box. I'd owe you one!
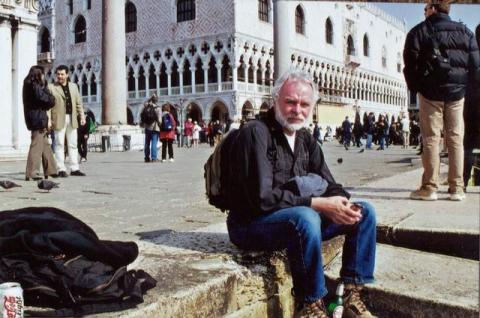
[0,0,40,158]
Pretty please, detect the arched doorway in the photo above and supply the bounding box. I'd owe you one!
[185,102,202,123]
[242,101,254,120]
[259,102,270,119]
[210,101,229,123]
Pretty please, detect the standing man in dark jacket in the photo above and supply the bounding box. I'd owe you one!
[227,70,377,318]
[403,0,480,201]
[23,65,58,181]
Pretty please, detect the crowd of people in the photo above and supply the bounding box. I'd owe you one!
[331,112,422,151]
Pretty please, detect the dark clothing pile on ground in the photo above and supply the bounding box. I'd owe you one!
[0,207,156,316]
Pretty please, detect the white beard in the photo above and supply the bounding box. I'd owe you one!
[275,109,307,132]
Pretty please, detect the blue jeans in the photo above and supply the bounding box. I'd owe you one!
[227,202,376,303]
[379,136,385,150]
[144,129,159,160]
[366,134,373,149]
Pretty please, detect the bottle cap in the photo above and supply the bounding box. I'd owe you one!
[336,282,344,296]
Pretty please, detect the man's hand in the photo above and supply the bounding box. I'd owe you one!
[80,118,86,126]
[311,196,362,225]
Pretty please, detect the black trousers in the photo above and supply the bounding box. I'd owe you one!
[78,133,88,159]
[161,139,174,159]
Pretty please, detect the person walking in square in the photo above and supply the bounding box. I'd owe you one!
[160,104,176,162]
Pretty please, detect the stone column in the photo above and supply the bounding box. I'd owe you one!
[101,0,127,124]
[190,66,196,94]
[134,70,139,99]
[232,63,238,91]
[273,0,291,79]
[167,69,172,95]
[216,62,222,92]
[203,65,209,93]
[12,21,38,151]
[87,80,92,103]
[155,69,160,96]
[0,19,13,152]
[96,78,102,103]
[179,62,184,95]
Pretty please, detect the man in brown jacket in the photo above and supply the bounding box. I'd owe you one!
[48,65,86,177]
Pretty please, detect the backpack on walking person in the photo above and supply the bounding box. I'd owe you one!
[160,113,174,132]
[140,103,158,126]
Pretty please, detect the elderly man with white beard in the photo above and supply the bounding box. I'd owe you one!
[226,70,377,318]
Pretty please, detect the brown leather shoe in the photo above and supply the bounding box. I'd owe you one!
[343,284,377,318]
[295,299,329,318]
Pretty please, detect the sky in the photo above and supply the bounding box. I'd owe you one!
[375,3,479,32]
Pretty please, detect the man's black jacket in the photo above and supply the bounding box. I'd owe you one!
[228,109,349,223]
[403,13,479,102]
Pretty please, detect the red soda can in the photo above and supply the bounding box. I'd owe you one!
[0,282,24,318]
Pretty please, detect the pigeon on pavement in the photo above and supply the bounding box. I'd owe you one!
[0,180,22,190]
[358,148,365,153]
[38,180,59,192]
[337,158,343,164]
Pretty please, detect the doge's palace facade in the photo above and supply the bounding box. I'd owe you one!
[38,0,408,130]
[0,0,40,158]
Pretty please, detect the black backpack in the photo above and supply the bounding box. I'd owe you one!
[140,104,158,126]
[204,129,241,212]
[204,120,277,212]
[160,113,174,132]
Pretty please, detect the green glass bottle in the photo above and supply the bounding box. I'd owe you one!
[327,282,344,318]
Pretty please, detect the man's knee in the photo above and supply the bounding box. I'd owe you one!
[291,207,321,236]
[357,201,376,228]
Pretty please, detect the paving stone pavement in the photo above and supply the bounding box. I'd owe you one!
[0,142,422,242]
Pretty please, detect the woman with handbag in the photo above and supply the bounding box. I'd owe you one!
[23,65,58,180]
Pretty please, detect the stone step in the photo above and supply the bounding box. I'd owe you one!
[377,223,479,260]
[61,222,344,318]
[325,243,479,318]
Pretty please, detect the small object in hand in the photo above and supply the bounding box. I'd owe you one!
[337,158,343,164]
[0,180,22,190]
[38,180,59,192]
[352,203,362,211]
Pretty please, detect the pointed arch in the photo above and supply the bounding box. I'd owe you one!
[347,35,355,56]
[40,27,50,53]
[363,34,370,57]
[325,18,333,44]
[125,1,137,33]
[74,15,86,43]
[295,5,305,35]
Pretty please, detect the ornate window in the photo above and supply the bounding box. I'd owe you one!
[125,2,137,33]
[87,0,91,10]
[382,46,387,68]
[258,0,269,22]
[177,0,195,23]
[295,5,305,34]
[68,0,73,15]
[325,18,333,44]
[363,34,369,57]
[397,53,402,73]
[347,35,355,55]
[74,16,86,43]
[40,28,50,53]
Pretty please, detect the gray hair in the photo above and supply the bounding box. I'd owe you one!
[271,69,318,104]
